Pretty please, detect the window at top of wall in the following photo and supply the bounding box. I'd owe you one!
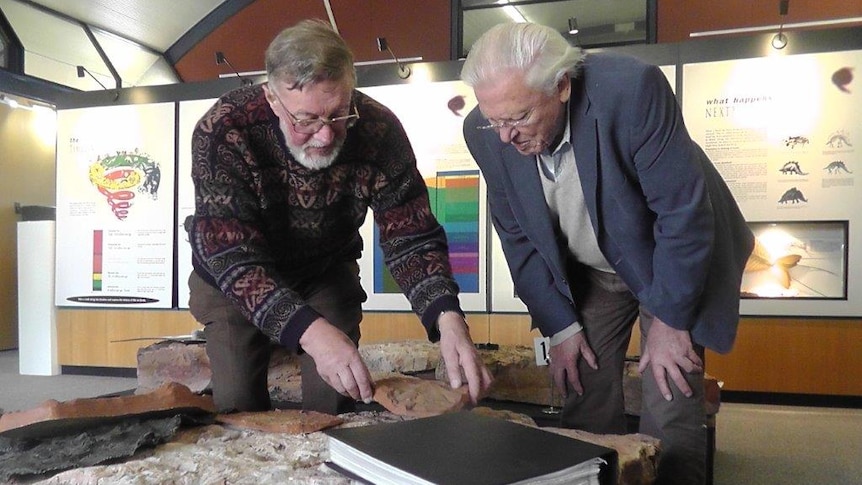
[459,0,653,58]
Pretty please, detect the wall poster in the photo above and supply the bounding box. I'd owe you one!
[358,79,488,312]
[682,50,861,317]
[55,103,176,308]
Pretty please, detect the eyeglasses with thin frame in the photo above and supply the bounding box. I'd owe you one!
[476,107,535,131]
[268,84,359,134]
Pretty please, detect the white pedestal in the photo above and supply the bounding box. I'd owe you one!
[17,220,60,376]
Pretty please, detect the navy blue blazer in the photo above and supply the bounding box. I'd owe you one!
[464,53,754,353]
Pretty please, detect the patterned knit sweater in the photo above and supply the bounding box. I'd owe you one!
[189,85,462,350]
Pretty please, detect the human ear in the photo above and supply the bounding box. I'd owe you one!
[262,84,277,107]
[557,74,572,103]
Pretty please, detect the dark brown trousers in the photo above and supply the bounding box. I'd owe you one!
[560,264,707,485]
[188,261,366,415]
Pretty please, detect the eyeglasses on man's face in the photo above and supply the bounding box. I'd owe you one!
[476,107,535,131]
[269,84,359,135]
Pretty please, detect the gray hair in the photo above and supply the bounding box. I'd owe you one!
[265,19,356,89]
[461,22,584,95]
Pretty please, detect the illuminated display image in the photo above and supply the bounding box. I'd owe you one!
[741,221,847,299]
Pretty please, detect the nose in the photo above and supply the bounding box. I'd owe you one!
[497,126,516,144]
[313,123,336,144]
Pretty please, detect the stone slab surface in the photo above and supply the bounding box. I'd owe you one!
[138,341,720,418]
[216,409,343,434]
[136,340,441,403]
[34,410,659,485]
[439,345,721,415]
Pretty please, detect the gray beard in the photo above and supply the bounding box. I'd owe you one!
[280,118,344,170]
[288,143,342,170]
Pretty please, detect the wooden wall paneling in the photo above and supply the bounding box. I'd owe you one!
[656,0,753,42]
[467,313,492,345]
[486,314,538,347]
[57,309,108,366]
[57,309,200,367]
[174,0,330,82]
[364,0,451,63]
[329,0,375,61]
[104,310,146,368]
[359,312,436,343]
[174,0,452,83]
[56,310,492,367]
[706,318,862,396]
[103,310,200,367]
[145,311,201,337]
[335,312,489,345]
[749,1,862,26]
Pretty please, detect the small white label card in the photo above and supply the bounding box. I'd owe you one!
[533,336,551,366]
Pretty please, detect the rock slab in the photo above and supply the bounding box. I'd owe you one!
[36,410,660,485]
[439,345,721,415]
[136,340,442,403]
[0,382,215,440]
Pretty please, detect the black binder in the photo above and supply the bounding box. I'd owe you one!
[325,411,618,485]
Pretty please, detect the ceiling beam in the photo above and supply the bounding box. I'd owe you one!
[164,0,256,66]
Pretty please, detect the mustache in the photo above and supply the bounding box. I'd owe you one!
[513,138,548,151]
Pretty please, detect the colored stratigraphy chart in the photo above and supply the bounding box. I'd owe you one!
[374,171,481,294]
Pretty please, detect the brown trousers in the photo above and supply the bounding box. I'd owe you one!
[187,261,366,415]
[560,264,707,485]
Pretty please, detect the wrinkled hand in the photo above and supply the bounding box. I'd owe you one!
[299,318,373,403]
[637,317,703,401]
[438,312,494,404]
[549,331,597,397]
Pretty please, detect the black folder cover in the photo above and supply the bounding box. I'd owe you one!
[324,411,617,485]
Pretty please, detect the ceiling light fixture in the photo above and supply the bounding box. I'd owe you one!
[215,51,252,86]
[771,0,790,50]
[76,65,108,90]
[568,18,579,35]
[771,32,787,49]
[376,37,411,79]
[0,93,55,113]
[3,95,20,109]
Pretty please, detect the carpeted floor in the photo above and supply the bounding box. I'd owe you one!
[713,402,862,484]
[0,350,137,413]
[2,349,861,484]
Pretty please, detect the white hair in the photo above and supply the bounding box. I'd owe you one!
[461,22,585,95]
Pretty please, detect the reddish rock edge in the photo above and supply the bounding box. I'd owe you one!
[0,382,215,434]
[216,409,343,434]
[372,374,470,417]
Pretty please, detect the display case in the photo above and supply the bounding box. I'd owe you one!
[742,220,848,300]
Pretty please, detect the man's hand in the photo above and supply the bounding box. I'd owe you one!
[299,318,374,403]
[437,312,494,404]
[637,317,703,401]
[549,331,598,397]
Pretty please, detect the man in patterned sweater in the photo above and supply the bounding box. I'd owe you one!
[187,19,492,414]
